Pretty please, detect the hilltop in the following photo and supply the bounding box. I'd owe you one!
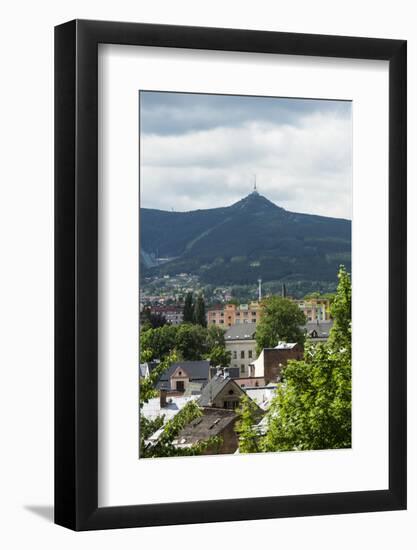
[140,192,351,286]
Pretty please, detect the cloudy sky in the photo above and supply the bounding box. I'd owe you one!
[140,92,352,219]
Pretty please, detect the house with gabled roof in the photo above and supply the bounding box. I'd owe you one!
[198,373,247,410]
[173,408,239,454]
[156,360,210,393]
[304,320,334,342]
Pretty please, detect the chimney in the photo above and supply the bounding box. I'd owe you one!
[160,389,167,408]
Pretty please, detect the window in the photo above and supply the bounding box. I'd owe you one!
[240,350,245,358]
[233,351,237,359]
[240,365,245,374]
[248,350,253,359]
[176,381,185,392]
[223,400,238,410]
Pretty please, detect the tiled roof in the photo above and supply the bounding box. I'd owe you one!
[174,408,237,445]
[198,375,243,407]
[224,324,256,341]
[156,360,210,390]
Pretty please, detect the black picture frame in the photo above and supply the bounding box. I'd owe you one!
[55,19,407,531]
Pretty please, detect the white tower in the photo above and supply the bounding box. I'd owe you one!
[258,278,262,301]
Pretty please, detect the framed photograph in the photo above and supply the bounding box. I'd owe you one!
[55,20,406,531]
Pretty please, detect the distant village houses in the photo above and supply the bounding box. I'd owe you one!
[207,302,260,327]
[206,297,330,328]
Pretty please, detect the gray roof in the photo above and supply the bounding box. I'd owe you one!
[274,342,299,350]
[139,360,160,377]
[174,408,237,444]
[183,381,204,396]
[224,324,256,341]
[198,375,242,407]
[304,320,334,337]
[156,360,210,390]
[209,366,240,379]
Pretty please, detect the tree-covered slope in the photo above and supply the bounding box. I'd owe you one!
[140,192,351,284]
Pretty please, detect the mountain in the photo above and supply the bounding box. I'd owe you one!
[140,192,351,286]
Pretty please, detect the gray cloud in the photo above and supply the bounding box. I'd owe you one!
[140,91,351,136]
[140,92,352,219]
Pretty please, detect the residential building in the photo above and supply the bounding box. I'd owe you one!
[304,319,334,342]
[249,342,303,382]
[234,377,266,388]
[207,302,261,327]
[173,408,239,454]
[156,360,210,393]
[141,392,198,424]
[243,384,277,410]
[198,374,247,410]
[224,324,257,377]
[294,297,330,321]
[148,305,184,325]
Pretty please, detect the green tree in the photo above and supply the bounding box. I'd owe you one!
[139,352,222,458]
[175,323,208,360]
[183,292,194,323]
[206,324,226,352]
[303,291,321,299]
[208,346,231,369]
[140,323,229,363]
[140,399,222,458]
[140,324,177,361]
[139,351,177,405]
[236,394,262,453]
[262,266,351,452]
[141,307,168,330]
[255,296,306,354]
[193,293,207,327]
[328,266,351,354]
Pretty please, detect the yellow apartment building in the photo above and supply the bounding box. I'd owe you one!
[207,302,261,327]
[207,297,330,327]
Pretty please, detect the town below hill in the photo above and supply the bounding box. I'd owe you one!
[139,267,352,459]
